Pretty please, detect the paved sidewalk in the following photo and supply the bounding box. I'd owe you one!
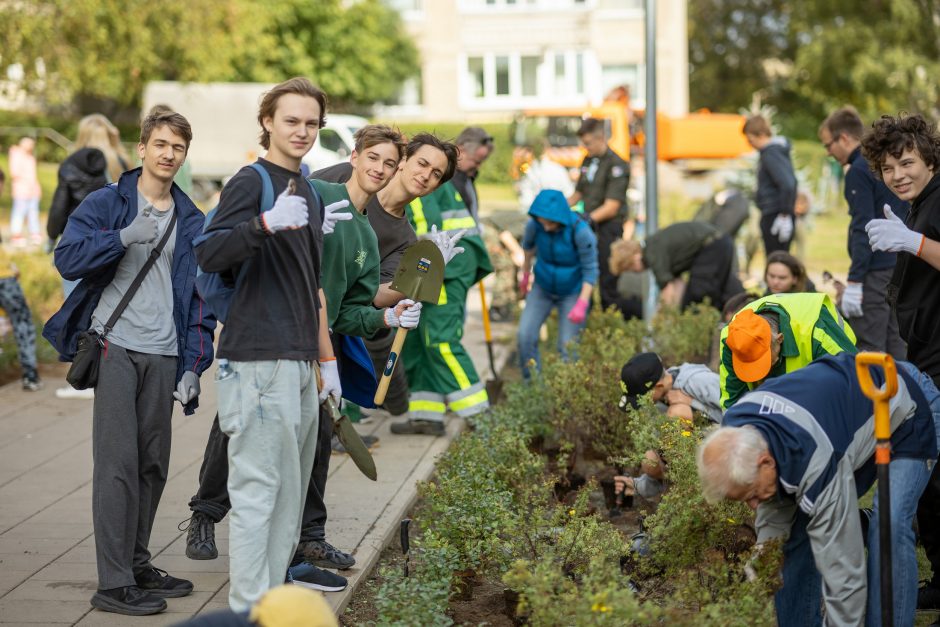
[0,287,512,626]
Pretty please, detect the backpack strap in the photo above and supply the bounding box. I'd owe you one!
[249,162,275,213]
[249,162,322,218]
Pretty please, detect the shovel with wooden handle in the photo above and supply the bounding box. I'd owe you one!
[856,352,899,627]
[374,240,446,406]
[478,281,503,401]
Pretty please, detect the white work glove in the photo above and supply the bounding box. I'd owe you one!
[322,199,353,235]
[318,359,342,403]
[262,187,308,233]
[769,213,794,243]
[866,204,924,255]
[840,282,864,318]
[428,225,466,264]
[384,299,423,329]
[173,371,201,405]
[120,211,159,247]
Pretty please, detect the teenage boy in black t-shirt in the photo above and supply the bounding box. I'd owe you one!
[314,133,459,416]
[194,77,343,612]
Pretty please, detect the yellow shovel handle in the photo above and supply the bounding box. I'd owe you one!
[855,352,898,442]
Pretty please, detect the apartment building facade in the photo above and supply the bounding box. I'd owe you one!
[381,0,688,121]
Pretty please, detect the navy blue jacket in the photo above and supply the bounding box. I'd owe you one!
[42,168,216,415]
[522,189,598,296]
[755,137,797,217]
[723,353,936,623]
[844,147,908,282]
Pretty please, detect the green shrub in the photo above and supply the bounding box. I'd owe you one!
[374,530,458,627]
[651,302,720,366]
[539,307,647,461]
[419,424,549,575]
[642,417,753,576]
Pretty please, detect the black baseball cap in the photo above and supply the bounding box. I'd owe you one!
[619,352,665,411]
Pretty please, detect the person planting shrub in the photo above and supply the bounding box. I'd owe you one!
[614,351,721,500]
[609,220,743,311]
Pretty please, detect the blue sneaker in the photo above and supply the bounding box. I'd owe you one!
[287,562,347,592]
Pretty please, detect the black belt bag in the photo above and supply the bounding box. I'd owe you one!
[66,210,177,390]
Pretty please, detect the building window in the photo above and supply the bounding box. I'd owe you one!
[575,52,585,95]
[521,56,539,96]
[495,56,511,96]
[601,64,640,102]
[385,0,423,10]
[468,56,485,98]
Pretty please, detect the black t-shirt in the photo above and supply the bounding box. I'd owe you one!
[575,148,630,219]
[196,158,325,361]
[892,173,940,384]
[313,162,417,283]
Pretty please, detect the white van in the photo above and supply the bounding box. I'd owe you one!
[302,114,369,173]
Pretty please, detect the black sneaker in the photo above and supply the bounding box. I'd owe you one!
[390,419,445,436]
[288,562,348,592]
[180,512,218,560]
[22,376,42,392]
[134,566,193,598]
[300,539,356,570]
[90,586,167,616]
[919,582,940,610]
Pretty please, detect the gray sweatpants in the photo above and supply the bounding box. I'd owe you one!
[847,267,906,358]
[92,342,177,590]
[218,360,319,612]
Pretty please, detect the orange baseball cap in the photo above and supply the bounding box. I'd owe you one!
[726,309,772,383]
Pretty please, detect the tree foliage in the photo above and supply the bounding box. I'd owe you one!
[689,0,940,136]
[0,0,418,116]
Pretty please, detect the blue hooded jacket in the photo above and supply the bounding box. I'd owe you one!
[42,168,216,415]
[521,189,598,296]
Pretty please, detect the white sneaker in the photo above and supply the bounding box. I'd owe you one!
[56,386,94,399]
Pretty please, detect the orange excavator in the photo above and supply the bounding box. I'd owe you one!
[511,87,752,178]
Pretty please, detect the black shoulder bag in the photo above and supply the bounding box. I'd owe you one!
[67,211,178,390]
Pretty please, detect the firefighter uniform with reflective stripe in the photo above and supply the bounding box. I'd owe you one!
[404,182,493,421]
[719,292,857,410]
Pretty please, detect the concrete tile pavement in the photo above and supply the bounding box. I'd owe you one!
[0,287,512,625]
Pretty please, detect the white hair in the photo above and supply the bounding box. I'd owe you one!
[696,425,769,503]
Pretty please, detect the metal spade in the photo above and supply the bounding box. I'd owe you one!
[373,240,445,405]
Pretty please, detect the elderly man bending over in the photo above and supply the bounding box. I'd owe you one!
[697,353,939,627]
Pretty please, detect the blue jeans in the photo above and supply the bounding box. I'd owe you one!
[777,363,940,627]
[775,510,823,626]
[866,457,932,627]
[517,284,586,379]
[864,363,940,626]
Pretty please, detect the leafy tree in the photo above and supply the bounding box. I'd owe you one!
[688,0,793,113]
[0,0,417,116]
[688,0,940,136]
[232,0,419,110]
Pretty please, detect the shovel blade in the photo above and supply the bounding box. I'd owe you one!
[325,398,377,481]
[390,240,445,304]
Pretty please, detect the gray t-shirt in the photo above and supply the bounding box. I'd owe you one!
[669,363,722,424]
[91,190,178,355]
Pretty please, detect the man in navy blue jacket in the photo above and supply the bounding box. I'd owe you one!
[698,353,940,626]
[44,109,215,616]
[698,353,939,626]
[819,107,907,357]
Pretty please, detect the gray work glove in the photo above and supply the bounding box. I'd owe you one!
[173,371,200,405]
[428,225,466,264]
[120,211,159,247]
